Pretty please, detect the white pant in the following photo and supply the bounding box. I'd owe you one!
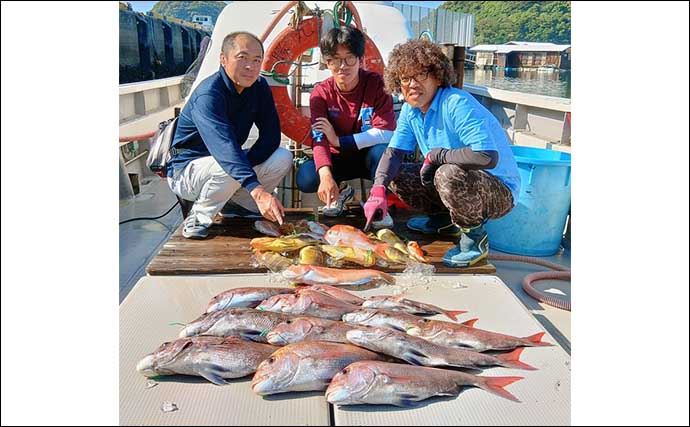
[168,147,293,226]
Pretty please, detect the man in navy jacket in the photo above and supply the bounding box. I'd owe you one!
[167,32,292,239]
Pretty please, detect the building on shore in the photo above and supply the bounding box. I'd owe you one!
[469,41,571,70]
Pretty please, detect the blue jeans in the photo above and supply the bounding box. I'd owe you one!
[297,144,387,193]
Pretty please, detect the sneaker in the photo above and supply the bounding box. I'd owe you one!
[220,201,263,219]
[182,215,210,239]
[406,212,462,237]
[442,224,489,267]
[322,184,355,217]
[370,212,394,230]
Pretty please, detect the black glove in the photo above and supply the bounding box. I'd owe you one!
[420,147,499,187]
[419,148,447,188]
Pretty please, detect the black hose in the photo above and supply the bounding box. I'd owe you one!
[119,201,180,225]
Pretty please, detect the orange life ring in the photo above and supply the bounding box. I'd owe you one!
[262,17,384,145]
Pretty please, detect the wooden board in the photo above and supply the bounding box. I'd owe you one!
[147,207,496,276]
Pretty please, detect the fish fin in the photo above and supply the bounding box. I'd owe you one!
[402,349,430,366]
[476,376,523,402]
[240,331,263,341]
[443,310,468,321]
[198,367,230,385]
[461,318,479,327]
[495,348,537,371]
[392,396,419,407]
[522,332,553,347]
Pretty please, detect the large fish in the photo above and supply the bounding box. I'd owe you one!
[250,236,320,253]
[206,287,295,313]
[324,225,390,260]
[307,221,329,235]
[282,264,395,286]
[266,317,367,345]
[346,327,535,370]
[253,220,282,237]
[178,308,295,342]
[325,361,523,406]
[251,341,384,395]
[320,245,376,267]
[361,295,466,321]
[295,284,365,305]
[254,251,294,272]
[375,228,407,253]
[256,290,360,320]
[406,319,553,352]
[342,309,431,332]
[136,336,278,385]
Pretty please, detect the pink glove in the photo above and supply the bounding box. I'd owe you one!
[363,185,388,231]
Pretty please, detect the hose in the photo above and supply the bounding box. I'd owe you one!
[489,253,571,311]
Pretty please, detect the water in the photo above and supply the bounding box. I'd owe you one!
[464,68,571,99]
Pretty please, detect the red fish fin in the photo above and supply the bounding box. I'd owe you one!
[522,332,553,347]
[478,376,523,402]
[461,318,479,327]
[444,310,467,321]
[495,348,537,371]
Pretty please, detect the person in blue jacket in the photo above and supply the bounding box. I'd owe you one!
[363,40,521,267]
[167,32,292,239]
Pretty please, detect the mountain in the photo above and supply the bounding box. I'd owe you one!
[441,1,571,45]
[151,1,228,25]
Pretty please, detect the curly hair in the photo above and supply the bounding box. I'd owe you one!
[384,40,456,95]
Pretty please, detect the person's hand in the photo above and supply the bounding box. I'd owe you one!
[312,118,339,147]
[250,185,285,225]
[317,167,339,207]
[419,148,446,188]
[363,185,388,231]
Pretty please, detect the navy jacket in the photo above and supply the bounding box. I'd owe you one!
[167,66,281,192]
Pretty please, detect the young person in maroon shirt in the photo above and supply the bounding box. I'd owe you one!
[296,27,396,226]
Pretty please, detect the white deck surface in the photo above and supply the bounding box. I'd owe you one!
[120,275,570,425]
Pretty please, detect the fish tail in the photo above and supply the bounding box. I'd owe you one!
[495,348,537,371]
[443,310,467,321]
[476,375,523,402]
[460,318,479,327]
[521,332,553,347]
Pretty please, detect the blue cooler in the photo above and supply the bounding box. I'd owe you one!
[485,146,571,256]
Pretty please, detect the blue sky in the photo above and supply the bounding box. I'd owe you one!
[128,1,445,13]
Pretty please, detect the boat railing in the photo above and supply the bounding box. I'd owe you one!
[463,83,571,152]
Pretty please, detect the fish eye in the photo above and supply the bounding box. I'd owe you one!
[267,357,275,364]
[285,320,292,324]
[340,368,348,375]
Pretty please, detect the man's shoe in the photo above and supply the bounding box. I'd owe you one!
[442,224,489,267]
[220,201,263,219]
[370,212,394,230]
[406,212,462,237]
[322,184,355,217]
[182,215,210,239]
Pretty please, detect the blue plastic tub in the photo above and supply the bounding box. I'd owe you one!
[485,146,571,256]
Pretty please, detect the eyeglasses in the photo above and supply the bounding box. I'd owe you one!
[400,71,430,86]
[325,56,358,68]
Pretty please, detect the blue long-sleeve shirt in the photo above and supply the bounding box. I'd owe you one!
[167,66,281,192]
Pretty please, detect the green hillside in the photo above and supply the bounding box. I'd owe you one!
[151,1,227,25]
[441,1,571,45]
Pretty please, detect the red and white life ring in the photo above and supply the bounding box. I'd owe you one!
[262,17,384,145]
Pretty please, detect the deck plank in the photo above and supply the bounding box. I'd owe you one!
[147,208,496,276]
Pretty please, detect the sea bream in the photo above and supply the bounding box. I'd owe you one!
[136,336,278,385]
[345,327,535,370]
[251,341,385,395]
[178,308,295,342]
[266,316,369,345]
[406,319,553,352]
[282,264,395,286]
[295,284,365,305]
[325,361,523,406]
[361,295,466,321]
[256,290,360,320]
[206,287,295,313]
